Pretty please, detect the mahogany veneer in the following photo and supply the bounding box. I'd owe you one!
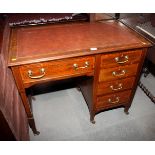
[19,55,95,88]
[8,21,152,134]
[96,90,132,111]
[100,49,142,68]
[97,77,135,96]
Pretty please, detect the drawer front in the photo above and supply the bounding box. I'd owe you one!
[99,63,139,82]
[96,90,132,110]
[20,56,95,84]
[97,77,135,96]
[100,49,142,69]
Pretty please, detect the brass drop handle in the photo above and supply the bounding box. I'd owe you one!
[112,69,126,77]
[115,55,129,64]
[28,68,45,79]
[73,61,89,70]
[110,83,123,91]
[108,96,120,104]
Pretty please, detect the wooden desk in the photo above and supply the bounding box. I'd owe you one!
[8,21,151,135]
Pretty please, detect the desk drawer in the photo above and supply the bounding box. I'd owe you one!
[96,90,132,110]
[19,56,95,84]
[97,77,135,95]
[100,50,142,69]
[99,63,139,82]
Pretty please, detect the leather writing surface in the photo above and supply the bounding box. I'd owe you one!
[16,21,141,57]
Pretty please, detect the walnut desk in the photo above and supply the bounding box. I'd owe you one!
[8,21,151,135]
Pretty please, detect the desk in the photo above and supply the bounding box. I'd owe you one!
[8,21,151,135]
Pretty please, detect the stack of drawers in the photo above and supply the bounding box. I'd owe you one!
[95,49,143,112]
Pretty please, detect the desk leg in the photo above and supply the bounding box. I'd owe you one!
[90,111,96,124]
[90,116,95,124]
[20,91,40,135]
[12,67,40,135]
[124,107,130,115]
[28,117,40,135]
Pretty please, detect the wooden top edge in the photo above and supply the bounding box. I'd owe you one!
[8,46,151,67]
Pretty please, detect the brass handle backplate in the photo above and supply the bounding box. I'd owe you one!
[115,55,129,64]
[108,96,120,104]
[110,83,123,91]
[112,69,126,77]
[73,61,89,70]
[28,68,45,79]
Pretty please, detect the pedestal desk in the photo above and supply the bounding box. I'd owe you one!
[8,21,151,135]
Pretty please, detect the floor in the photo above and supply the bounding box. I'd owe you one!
[30,73,155,141]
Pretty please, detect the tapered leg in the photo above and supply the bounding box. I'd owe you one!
[124,107,129,115]
[28,117,40,135]
[12,67,40,135]
[90,112,96,124]
[90,117,95,124]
